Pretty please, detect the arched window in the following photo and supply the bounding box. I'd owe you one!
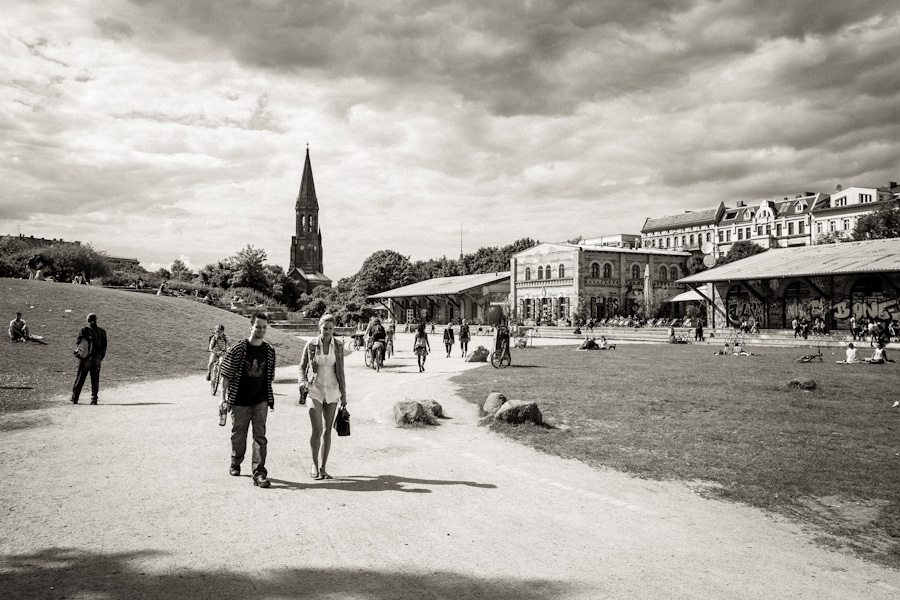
[546,264,552,279]
[591,263,599,278]
[670,266,679,281]
[603,263,612,279]
[558,264,565,279]
[706,232,711,242]
[659,266,668,281]
[631,264,641,280]
[524,266,531,281]
[681,235,686,246]
[537,266,544,280]
[689,234,694,245]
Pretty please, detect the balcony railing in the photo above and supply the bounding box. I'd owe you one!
[516,278,575,288]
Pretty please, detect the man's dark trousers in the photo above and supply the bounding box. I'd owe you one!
[231,401,268,477]
[72,357,101,402]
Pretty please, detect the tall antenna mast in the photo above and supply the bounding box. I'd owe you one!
[459,223,463,260]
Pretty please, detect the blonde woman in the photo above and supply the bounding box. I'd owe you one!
[299,314,353,479]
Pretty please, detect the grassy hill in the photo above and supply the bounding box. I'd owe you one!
[1,278,307,415]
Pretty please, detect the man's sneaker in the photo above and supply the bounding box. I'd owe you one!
[90,398,98,405]
[71,396,78,404]
[229,466,240,476]
[253,475,271,488]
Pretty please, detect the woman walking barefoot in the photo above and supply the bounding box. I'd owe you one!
[299,314,353,480]
[414,322,431,372]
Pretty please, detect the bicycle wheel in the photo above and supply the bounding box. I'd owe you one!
[364,348,373,367]
[498,350,511,368]
[210,362,220,396]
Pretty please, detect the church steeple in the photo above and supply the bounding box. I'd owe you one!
[288,147,330,293]
[296,147,318,210]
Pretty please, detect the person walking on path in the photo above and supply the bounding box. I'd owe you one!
[442,322,455,357]
[299,313,352,480]
[694,319,704,342]
[8,312,31,342]
[413,322,431,372]
[71,313,107,405]
[459,319,470,357]
[792,317,800,339]
[220,313,275,488]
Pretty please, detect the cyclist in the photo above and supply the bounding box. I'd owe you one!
[369,318,386,371]
[206,324,229,381]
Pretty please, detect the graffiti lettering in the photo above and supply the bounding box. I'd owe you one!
[728,295,765,326]
[832,297,899,321]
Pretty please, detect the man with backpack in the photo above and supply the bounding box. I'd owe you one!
[71,313,108,405]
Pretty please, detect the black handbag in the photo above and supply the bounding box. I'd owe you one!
[334,406,350,437]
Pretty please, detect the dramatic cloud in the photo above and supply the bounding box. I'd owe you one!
[2,0,899,280]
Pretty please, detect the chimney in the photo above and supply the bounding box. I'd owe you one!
[891,182,898,189]
[736,201,745,207]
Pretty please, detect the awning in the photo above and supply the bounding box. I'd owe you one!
[668,285,708,303]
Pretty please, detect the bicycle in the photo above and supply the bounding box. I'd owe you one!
[491,343,511,368]
[370,341,385,372]
[210,354,224,396]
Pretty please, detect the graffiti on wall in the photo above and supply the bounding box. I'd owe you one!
[785,297,829,322]
[728,294,765,326]
[832,297,900,321]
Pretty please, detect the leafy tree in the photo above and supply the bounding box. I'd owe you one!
[170,258,193,282]
[229,245,271,294]
[41,244,110,281]
[814,232,851,245]
[198,259,236,289]
[154,267,171,280]
[718,241,766,265]
[349,250,416,298]
[852,205,900,240]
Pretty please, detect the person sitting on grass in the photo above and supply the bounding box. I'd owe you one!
[844,343,859,364]
[867,342,890,364]
[8,312,30,342]
[598,336,615,350]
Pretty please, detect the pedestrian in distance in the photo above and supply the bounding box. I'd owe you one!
[459,319,470,357]
[71,313,107,405]
[695,319,704,342]
[299,313,353,480]
[220,313,275,488]
[207,324,229,380]
[442,322,455,357]
[414,322,431,372]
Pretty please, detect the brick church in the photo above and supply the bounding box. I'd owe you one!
[287,148,332,293]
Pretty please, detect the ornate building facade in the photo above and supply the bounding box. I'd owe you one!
[288,148,332,294]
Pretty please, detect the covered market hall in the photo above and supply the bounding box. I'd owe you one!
[678,238,900,331]
[368,271,510,325]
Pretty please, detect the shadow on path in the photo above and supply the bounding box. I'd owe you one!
[0,548,571,599]
[96,402,174,406]
[267,474,497,493]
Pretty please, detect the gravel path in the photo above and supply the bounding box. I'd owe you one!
[1,333,898,599]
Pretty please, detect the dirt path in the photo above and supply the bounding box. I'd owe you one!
[1,333,898,599]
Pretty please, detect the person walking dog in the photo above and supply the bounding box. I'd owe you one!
[220,313,276,488]
[71,313,107,405]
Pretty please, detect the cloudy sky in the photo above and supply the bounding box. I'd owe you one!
[3,1,900,281]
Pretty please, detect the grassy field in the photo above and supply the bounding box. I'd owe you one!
[0,278,307,418]
[451,342,900,568]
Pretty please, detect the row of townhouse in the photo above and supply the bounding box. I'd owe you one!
[640,182,900,258]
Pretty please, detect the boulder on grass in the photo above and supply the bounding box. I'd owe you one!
[394,400,426,424]
[466,346,489,362]
[495,400,543,425]
[421,399,443,418]
[788,378,817,390]
[482,392,507,415]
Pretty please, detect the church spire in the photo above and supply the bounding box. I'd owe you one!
[297,146,317,209]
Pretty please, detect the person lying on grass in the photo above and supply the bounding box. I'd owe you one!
[577,336,599,350]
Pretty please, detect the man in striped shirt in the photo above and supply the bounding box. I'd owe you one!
[221,313,276,489]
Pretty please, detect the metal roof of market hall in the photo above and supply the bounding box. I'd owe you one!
[368,271,510,299]
[679,238,900,284]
